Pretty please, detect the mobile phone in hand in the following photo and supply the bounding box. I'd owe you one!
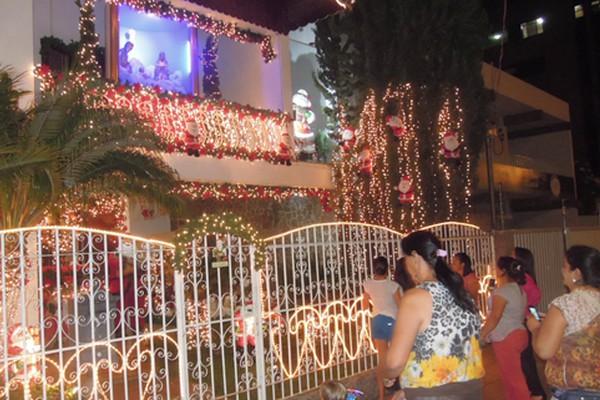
[529,306,541,320]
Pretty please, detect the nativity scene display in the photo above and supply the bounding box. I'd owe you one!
[118,4,193,94]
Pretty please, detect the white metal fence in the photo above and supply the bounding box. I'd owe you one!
[0,227,178,399]
[0,222,494,399]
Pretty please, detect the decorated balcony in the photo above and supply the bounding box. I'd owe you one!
[102,83,294,165]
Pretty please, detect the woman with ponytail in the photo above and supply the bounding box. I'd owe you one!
[382,231,484,400]
[481,256,530,400]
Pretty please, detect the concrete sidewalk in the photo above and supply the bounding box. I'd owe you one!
[296,345,549,399]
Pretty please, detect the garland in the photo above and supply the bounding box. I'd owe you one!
[107,0,277,62]
[174,213,266,271]
[174,182,332,211]
[33,69,293,164]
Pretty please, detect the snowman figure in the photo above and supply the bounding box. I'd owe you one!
[394,177,414,204]
[292,89,316,155]
[440,130,461,159]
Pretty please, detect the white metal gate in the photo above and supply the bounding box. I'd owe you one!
[261,223,403,399]
[0,227,178,399]
[0,221,494,400]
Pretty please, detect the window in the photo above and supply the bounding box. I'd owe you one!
[520,18,544,39]
[574,4,584,18]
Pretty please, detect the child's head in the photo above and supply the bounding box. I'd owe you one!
[373,256,389,276]
[320,380,347,400]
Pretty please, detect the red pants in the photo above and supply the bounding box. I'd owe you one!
[492,329,530,400]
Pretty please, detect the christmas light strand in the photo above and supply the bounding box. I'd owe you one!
[174,182,332,211]
[333,83,472,231]
[174,213,265,271]
[107,0,277,62]
[102,83,292,164]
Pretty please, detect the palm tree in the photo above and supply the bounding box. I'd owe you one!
[0,66,185,229]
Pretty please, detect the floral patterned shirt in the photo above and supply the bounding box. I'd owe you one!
[401,281,485,389]
[545,289,600,390]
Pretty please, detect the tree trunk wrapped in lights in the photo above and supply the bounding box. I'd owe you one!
[316,0,489,231]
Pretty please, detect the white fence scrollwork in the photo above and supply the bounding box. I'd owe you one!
[0,221,494,399]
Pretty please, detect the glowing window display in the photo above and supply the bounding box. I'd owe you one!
[118,4,194,94]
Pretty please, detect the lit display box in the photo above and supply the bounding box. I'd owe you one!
[117,4,195,94]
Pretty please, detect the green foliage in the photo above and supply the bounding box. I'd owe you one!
[314,130,335,163]
[315,0,491,229]
[174,213,266,271]
[0,67,186,229]
[39,36,80,63]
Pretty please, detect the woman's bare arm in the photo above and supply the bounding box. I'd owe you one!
[382,288,431,378]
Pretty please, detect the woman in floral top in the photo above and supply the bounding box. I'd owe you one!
[527,245,600,399]
[382,231,484,400]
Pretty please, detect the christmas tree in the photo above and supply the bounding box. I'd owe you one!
[315,0,489,230]
[202,34,221,99]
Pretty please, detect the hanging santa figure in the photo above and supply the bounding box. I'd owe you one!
[358,146,373,175]
[339,126,356,151]
[394,176,415,204]
[184,119,202,157]
[440,130,461,159]
[386,115,406,139]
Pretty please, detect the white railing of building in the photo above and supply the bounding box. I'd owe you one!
[0,221,494,400]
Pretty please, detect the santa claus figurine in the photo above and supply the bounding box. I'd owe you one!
[440,130,461,159]
[386,115,406,139]
[358,146,373,175]
[234,302,256,348]
[184,119,202,157]
[278,132,293,166]
[395,176,414,204]
[339,126,356,151]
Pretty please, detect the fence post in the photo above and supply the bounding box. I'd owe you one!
[250,246,267,400]
[174,269,190,399]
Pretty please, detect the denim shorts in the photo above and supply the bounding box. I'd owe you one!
[371,314,395,341]
[551,387,600,400]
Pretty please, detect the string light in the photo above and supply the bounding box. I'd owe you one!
[102,83,292,164]
[35,2,290,166]
[333,83,473,231]
[107,0,277,62]
[173,213,265,270]
[0,333,179,399]
[174,182,331,211]
[267,297,374,378]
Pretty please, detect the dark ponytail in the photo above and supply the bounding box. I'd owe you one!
[513,247,536,282]
[401,231,477,314]
[496,256,526,285]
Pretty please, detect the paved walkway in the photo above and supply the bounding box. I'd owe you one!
[297,345,550,399]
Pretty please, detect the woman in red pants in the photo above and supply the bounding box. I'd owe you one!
[482,256,530,400]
